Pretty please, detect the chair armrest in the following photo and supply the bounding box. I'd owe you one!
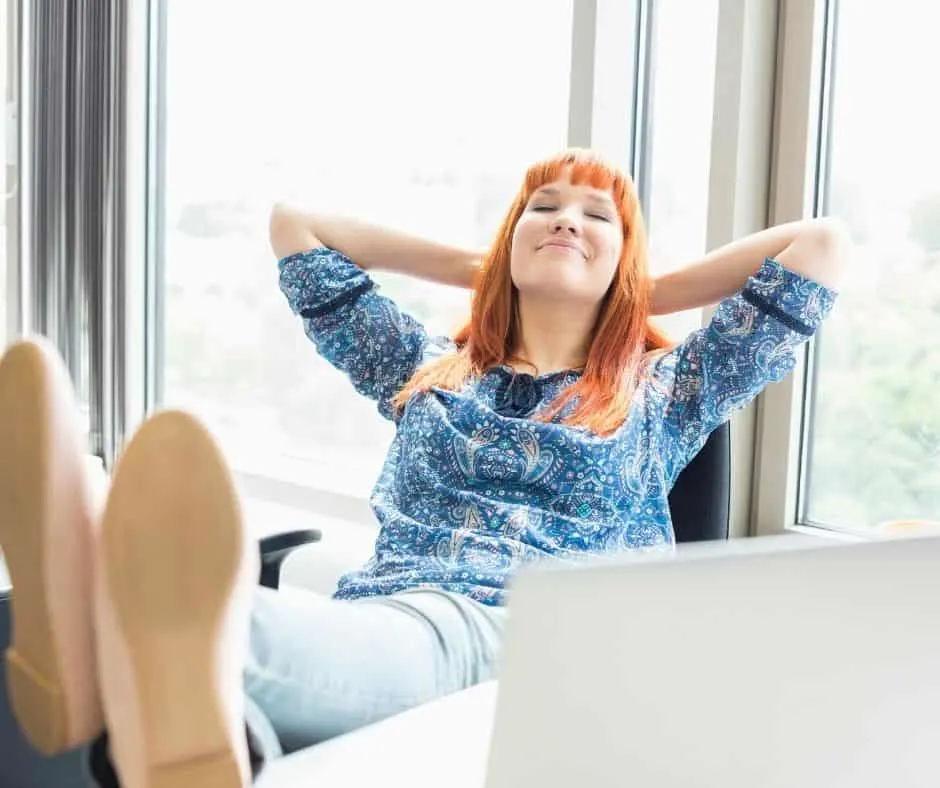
[258,529,322,589]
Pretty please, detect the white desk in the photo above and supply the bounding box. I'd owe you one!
[256,680,498,788]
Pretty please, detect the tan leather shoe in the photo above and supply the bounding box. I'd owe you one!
[0,337,104,753]
[95,410,257,788]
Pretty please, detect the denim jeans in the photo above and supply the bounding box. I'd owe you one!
[243,585,508,762]
[86,585,507,785]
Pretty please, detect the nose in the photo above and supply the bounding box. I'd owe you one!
[551,206,582,235]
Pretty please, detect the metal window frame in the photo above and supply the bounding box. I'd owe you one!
[114,0,154,462]
[750,0,832,537]
[142,0,165,420]
[794,0,838,530]
[701,0,848,539]
[705,0,783,538]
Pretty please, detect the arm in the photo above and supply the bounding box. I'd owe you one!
[269,202,482,289]
[650,217,850,315]
[278,247,456,422]
[653,224,844,481]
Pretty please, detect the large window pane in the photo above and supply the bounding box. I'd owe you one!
[646,0,719,340]
[161,1,573,497]
[803,1,940,529]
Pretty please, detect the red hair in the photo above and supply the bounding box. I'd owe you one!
[391,148,674,436]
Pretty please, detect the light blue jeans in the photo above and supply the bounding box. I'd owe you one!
[242,585,508,763]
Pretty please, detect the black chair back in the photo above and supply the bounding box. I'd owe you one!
[667,420,731,543]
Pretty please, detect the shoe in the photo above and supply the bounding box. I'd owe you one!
[0,337,104,754]
[95,409,257,787]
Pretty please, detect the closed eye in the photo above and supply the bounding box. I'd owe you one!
[531,204,611,222]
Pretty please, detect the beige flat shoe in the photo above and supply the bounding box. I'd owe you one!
[95,409,257,788]
[0,337,104,753]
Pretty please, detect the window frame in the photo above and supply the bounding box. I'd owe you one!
[750,0,846,538]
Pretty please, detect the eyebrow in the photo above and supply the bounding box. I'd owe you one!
[534,186,615,207]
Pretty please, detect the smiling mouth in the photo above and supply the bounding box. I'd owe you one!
[540,242,583,255]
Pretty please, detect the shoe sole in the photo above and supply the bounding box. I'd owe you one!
[0,338,103,753]
[100,410,253,787]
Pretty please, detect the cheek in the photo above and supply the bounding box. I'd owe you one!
[508,230,527,285]
[512,216,537,247]
[510,224,522,255]
[591,229,622,267]
[591,233,622,288]
[510,219,539,268]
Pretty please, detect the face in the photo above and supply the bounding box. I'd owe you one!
[510,174,623,305]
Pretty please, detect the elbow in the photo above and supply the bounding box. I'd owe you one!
[269,201,289,226]
[268,202,323,260]
[268,201,291,256]
[813,216,852,251]
[801,217,853,290]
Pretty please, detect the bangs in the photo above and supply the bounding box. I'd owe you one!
[523,148,630,207]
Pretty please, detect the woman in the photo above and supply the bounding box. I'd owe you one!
[0,149,846,787]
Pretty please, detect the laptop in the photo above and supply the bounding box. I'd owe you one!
[485,532,940,788]
[258,532,940,787]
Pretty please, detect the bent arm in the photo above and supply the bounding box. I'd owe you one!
[269,202,482,289]
[656,257,839,480]
[650,217,851,315]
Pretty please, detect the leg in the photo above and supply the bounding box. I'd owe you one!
[244,585,506,756]
[95,409,258,788]
[0,338,104,753]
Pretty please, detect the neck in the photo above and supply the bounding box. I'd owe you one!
[510,294,596,376]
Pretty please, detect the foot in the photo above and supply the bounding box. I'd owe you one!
[95,410,258,787]
[0,337,104,754]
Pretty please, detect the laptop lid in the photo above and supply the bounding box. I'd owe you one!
[485,533,940,788]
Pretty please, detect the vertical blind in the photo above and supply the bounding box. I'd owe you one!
[24,0,128,466]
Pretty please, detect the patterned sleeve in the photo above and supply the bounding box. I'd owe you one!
[653,258,838,482]
[278,247,449,422]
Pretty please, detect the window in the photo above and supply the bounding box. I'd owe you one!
[1,0,8,349]
[802,1,940,530]
[645,0,719,340]
[159,1,573,497]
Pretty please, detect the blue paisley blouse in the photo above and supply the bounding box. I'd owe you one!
[278,248,837,606]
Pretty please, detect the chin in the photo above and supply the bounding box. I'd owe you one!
[516,277,589,301]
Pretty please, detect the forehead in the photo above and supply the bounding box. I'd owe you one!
[531,181,616,206]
